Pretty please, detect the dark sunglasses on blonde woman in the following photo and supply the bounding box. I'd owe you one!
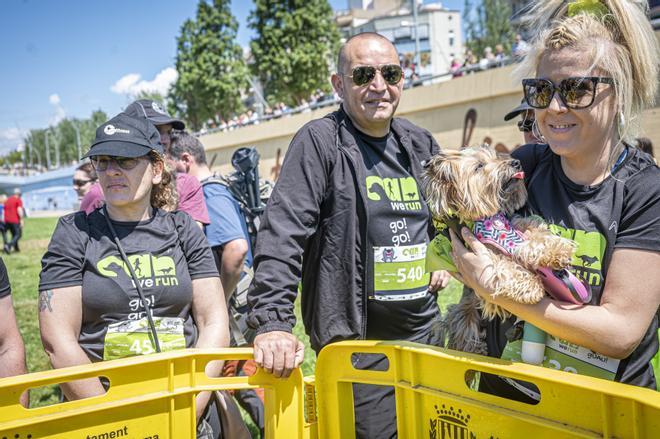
[346,64,403,86]
[523,77,614,109]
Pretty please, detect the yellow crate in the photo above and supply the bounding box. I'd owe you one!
[315,341,660,438]
[0,348,311,439]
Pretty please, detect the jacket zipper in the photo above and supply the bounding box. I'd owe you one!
[337,142,369,340]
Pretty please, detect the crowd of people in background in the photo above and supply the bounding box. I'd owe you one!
[199,33,530,136]
[197,89,338,135]
[450,33,529,79]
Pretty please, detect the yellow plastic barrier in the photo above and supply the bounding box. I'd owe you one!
[0,348,311,439]
[315,341,660,438]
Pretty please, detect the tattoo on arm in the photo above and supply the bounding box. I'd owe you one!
[39,290,54,313]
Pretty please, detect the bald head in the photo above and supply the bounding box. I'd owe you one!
[337,32,397,74]
[331,32,403,138]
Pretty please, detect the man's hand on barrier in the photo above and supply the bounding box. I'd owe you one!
[253,331,304,378]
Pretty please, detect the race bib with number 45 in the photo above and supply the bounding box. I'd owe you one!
[103,316,186,361]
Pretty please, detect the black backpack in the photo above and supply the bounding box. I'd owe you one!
[201,147,273,249]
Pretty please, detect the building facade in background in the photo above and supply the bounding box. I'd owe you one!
[336,1,463,80]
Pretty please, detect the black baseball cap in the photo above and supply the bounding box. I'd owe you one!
[124,99,185,130]
[81,113,164,159]
[504,99,533,121]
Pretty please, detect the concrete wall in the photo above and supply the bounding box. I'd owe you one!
[199,64,660,178]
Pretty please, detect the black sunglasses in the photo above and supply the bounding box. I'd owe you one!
[522,77,614,109]
[72,178,93,187]
[91,156,143,171]
[517,119,534,133]
[346,64,403,86]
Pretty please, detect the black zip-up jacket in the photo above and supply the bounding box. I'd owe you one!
[247,107,440,353]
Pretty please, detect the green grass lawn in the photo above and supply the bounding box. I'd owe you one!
[6,216,660,410]
[5,217,61,406]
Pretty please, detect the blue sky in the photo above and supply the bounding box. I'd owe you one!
[0,0,463,154]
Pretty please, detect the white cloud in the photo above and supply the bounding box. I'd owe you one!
[110,67,178,98]
[0,127,26,142]
[111,73,141,94]
[48,93,66,125]
[0,127,28,155]
[49,94,61,105]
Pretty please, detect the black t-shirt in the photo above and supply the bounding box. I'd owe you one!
[39,208,219,362]
[0,258,10,298]
[482,144,660,395]
[356,130,438,340]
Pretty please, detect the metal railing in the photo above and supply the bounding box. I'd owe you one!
[195,56,519,137]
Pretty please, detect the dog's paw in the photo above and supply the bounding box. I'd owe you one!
[511,215,547,233]
[487,255,546,304]
[513,230,576,270]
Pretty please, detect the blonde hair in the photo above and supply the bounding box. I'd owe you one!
[148,151,178,211]
[517,0,659,167]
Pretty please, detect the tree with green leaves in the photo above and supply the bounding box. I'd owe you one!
[169,0,249,131]
[13,110,107,170]
[463,0,514,58]
[249,0,340,107]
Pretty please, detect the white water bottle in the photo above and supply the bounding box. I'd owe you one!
[521,322,546,365]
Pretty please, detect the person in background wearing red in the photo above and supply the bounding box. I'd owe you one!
[4,188,24,254]
[0,195,7,248]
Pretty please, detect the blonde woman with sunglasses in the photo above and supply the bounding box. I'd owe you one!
[449,0,660,402]
[38,114,231,437]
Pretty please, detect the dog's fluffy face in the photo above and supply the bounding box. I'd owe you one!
[424,146,527,222]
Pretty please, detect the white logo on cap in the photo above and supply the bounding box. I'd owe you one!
[103,124,130,135]
[152,102,167,115]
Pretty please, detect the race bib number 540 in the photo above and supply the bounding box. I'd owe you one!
[372,243,429,301]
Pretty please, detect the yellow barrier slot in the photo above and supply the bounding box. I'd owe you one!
[315,341,660,438]
[0,348,310,439]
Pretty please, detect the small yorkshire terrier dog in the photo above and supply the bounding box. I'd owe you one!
[424,145,577,354]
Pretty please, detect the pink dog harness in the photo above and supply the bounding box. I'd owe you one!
[472,213,592,305]
[473,213,525,254]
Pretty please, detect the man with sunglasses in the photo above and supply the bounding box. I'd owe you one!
[79,99,210,228]
[248,32,449,438]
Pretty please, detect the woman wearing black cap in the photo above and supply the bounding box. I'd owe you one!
[38,113,230,436]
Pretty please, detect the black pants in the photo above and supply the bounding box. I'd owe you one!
[6,223,20,252]
[0,223,6,246]
[352,324,443,439]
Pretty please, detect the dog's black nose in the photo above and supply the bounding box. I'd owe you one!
[510,159,521,170]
